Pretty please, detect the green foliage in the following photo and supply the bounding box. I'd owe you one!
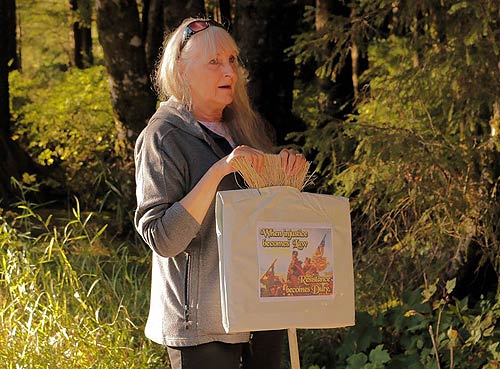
[10,65,112,168]
[291,0,500,305]
[10,0,124,218]
[289,5,353,82]
[10,64,135,219]
[295,283,499,369]
[0,190,166,368]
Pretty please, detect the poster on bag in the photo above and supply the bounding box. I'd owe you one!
[257,222,334,301]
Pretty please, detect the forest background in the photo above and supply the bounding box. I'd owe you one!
[1,0,499,368]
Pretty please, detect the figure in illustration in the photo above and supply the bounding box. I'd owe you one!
[286,250,304,287]
[260,259,284,297]
[311,234,329,272]
[303,257,318,276]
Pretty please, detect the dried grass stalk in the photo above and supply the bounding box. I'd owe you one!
[232,154,312,190]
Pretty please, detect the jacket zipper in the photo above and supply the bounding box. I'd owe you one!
[184,252,192,329]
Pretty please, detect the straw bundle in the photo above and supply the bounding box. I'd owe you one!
[232,153,311,190]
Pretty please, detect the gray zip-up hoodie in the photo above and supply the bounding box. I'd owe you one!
[134,97,250,347]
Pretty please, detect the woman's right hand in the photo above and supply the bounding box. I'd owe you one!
[179,145,264,225]
[219,145,265,176]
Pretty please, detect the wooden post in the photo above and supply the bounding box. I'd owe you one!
[288,328,301,369]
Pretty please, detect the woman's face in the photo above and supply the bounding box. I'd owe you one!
[182,43,238,116]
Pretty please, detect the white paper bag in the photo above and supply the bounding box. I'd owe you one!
[215,186,355,333]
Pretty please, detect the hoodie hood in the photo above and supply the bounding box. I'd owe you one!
[154,97,230,158]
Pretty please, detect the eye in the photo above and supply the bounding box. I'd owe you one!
[209,58,219,65]
[229,55,237,64]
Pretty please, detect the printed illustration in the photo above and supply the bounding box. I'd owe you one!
[257,223,334,300]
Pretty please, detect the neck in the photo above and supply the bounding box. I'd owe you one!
[191,104,223,123]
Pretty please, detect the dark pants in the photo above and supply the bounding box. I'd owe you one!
[166,330,285,369]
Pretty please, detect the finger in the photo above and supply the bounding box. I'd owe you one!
[281,149,300,175]
[243,147,264,173]
[227,145,259,171]
[287,150,301,175]
[280,149,290,171]
[255,153,264,173]
[257,148,267,173]
[291,153,306,175]
[287,155,295,175]
[287,152,306,175]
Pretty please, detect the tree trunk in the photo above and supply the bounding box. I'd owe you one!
[163,0,205,30]
[70,0,93,68]
[219,0,231,25]
[315,0,336,113]
[0,0,38,204]
[315,0,357,116]
[95,0,156,143]
[144,0,165,72]
[81,25,92,66]
[141,0,150,37]
[71,5,84,68]
[1,0,17,130]
[234,0,303,144]
[143,0,205,74]
[350,7,359,101]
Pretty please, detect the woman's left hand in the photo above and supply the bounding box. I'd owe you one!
[279,148,307,176]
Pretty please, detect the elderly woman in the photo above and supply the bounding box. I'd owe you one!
[134,18,305,369]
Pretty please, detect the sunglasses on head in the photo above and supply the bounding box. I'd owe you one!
[180,19,227,52]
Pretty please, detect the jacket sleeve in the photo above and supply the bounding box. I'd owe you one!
[134,125,201,257]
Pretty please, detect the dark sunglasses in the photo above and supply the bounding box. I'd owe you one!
[180,19,227,52]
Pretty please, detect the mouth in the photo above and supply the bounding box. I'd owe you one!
[218,85,232,90]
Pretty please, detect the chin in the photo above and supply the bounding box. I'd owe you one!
[221,97,234,106]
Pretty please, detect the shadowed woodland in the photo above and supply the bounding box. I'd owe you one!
[0,0,499,368]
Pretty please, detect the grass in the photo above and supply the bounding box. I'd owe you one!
[0,196,168,368]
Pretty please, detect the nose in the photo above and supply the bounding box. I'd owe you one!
[221,61,235,77]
